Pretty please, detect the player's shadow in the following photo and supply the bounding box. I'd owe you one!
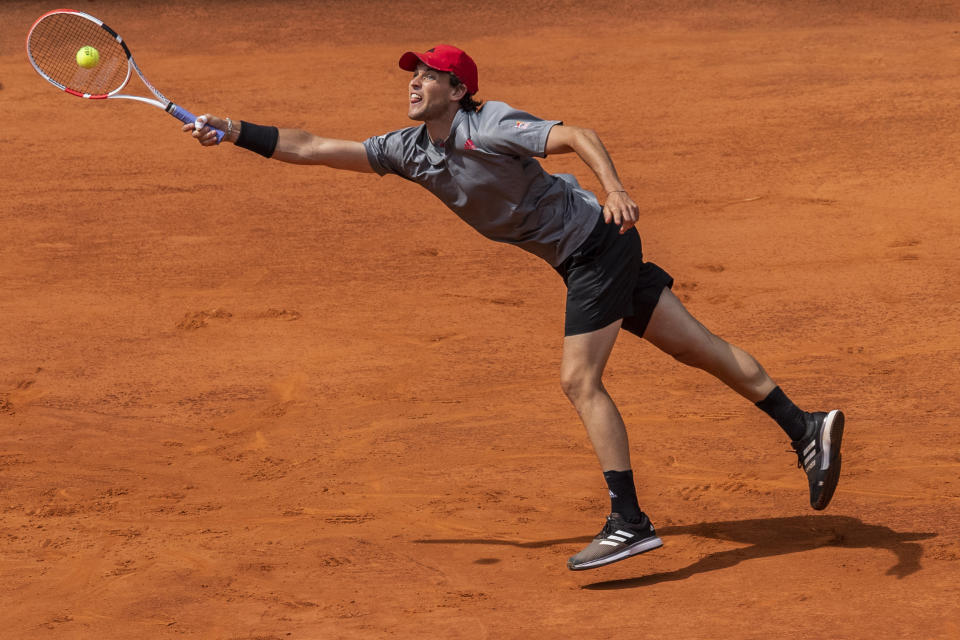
[582,515,936,590]
[413,515,936,589]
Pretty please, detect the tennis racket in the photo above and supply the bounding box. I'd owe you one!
[26,8,223,142]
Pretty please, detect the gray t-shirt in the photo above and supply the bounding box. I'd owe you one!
[362,101,600,266]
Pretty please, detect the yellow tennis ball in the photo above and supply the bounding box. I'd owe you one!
[76,46,99,69]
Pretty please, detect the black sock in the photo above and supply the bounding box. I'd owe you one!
[602,469,642,522]
[756,386,808,441]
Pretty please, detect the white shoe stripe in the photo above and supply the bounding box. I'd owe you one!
[820,410,837,471]
[614,530,635,538]
[607,535,627,542]
[599,540,619,547]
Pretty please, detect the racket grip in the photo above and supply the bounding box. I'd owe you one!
[167,103,225,143]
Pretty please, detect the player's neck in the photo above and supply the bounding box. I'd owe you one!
[425,105,460,145]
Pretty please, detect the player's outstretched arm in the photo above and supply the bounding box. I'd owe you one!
[545,125,638,234]
[182,115,374,174]
[271,129,374,172]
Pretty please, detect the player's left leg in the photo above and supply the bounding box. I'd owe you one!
[641,287,845,510]
[642,287,775,402]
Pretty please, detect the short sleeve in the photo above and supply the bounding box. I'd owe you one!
[474,101,562,158]
[362,129,410,177]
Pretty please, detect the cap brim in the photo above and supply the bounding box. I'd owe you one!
[398,51,424,71]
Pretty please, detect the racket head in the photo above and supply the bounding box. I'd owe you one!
[26,9,131,98]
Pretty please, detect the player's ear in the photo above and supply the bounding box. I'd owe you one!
[450,82,467,101]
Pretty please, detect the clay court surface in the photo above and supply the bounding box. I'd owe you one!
[2,0,960,637]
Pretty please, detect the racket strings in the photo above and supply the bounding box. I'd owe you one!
[28,13,129,96]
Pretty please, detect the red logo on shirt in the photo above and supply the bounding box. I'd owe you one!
[515,121,529,129]
[464,138,476,150]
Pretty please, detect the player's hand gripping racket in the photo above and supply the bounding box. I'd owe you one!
[26,8,223,142]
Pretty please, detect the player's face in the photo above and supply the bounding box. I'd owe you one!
[408,63,459,122]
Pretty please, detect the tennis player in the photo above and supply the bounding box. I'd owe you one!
[185,44,845,571]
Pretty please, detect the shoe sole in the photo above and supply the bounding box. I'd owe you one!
[567,536,663,571]
[812,409,845,510]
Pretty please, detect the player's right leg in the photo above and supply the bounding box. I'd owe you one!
[559,318,630,471]
[560,320,663,570]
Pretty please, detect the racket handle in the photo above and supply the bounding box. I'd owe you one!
[167,103,225,143]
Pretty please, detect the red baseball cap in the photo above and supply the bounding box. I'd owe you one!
[398,44,479,95]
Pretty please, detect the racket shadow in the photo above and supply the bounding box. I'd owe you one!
[413,535,595,549]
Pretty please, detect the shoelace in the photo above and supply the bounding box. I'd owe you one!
[790,448,803,469]
[790,438,819,470]
[597,518,618,538]
[598,515,648,538]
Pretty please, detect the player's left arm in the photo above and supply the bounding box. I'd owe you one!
[545,125,638,234]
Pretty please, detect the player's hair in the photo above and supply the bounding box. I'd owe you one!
[449,73,482,111]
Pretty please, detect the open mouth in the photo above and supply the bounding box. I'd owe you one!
[410,93,422,104]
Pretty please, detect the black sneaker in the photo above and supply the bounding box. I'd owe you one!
[792,409,845,510]
[567,512,663,571]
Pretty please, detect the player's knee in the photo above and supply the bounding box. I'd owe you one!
[559,369,579,400]
[668,345,708,369]
[560,368,600,405]
[667,332,724,370]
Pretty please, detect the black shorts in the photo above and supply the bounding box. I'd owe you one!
[554,213,674,337]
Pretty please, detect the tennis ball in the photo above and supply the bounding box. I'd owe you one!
[76,46,99,69]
